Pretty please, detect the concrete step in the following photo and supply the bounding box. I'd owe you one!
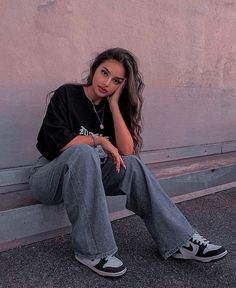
[1,152,236,252]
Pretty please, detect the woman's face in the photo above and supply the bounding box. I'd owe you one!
[92,59,126,98]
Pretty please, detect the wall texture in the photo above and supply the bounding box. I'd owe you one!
[0,0,236,169]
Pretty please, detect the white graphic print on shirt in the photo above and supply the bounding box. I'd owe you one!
[79,126,108,164]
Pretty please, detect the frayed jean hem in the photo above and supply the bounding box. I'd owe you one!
[162,230,195,260]
[74,246,118,260]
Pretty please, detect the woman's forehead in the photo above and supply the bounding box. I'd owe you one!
[99,59,126,78]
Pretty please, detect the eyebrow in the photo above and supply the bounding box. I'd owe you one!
[102,67,125,80]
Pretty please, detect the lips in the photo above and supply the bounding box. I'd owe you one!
[98,86,108,94]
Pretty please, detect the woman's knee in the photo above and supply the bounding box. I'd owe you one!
[62,144,99,161]
[122,154,143,169]
[58,144,101,172]
[122,155,145,172]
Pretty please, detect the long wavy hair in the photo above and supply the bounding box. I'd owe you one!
[84,48,144,154]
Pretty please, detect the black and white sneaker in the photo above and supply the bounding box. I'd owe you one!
[172,233,228,263]
[75,254,127,277]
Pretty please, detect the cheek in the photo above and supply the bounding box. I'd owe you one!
[110,84,119,93]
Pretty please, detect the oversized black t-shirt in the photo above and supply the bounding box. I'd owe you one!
[36,84,116,161]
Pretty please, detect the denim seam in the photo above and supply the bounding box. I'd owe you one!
[69,168,100,256]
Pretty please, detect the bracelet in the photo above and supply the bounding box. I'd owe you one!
[90,134,98,147]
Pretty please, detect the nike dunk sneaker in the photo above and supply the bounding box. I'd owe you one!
[75,254,127,277]
[172,232,228,263]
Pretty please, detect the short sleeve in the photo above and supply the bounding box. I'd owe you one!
[36,85,77,160]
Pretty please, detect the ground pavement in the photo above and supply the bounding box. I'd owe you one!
[0,189,235,288]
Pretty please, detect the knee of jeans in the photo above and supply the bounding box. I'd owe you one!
[63,144,100,164]
[122,154,141,169]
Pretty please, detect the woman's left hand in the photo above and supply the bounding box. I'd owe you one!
[107,80,126,108]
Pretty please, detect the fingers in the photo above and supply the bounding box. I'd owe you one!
[121,78,127,88]
[101,140,126,173]
[108,78,127,101]
[120,157,126,170]
[107,152,126,173]
[117,79,126,93]
[115,156,121,173]
[114,154,126,173]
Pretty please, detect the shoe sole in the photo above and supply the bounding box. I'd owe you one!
[172,250,228,263]
[75,255,127,277]
[87,265,127,277]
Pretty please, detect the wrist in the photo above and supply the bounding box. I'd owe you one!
[97,136,106,145]
[109,102,119,112]
[90,134,98,147]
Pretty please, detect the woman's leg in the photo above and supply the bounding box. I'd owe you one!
[29,144,118,259]
[102,155,194,259]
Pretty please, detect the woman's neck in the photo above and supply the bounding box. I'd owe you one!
[84,85,102,105]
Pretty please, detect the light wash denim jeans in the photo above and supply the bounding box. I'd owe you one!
[29,144,194,260]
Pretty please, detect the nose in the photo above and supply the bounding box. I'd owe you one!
[104,77,112,86]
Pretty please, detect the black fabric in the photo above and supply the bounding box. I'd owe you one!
[36,84,115,160]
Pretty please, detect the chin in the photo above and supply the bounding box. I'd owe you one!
[97,93,108,99]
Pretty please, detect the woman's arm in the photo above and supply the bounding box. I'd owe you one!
[60,135,96,151]
[109,103,134,155]
[61,135,126,172]
[108,81,134,155]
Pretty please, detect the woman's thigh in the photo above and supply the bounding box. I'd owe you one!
[30,144,102,204]
[29,156,66,204]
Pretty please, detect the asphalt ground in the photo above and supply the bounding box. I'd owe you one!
[0,189,235,288]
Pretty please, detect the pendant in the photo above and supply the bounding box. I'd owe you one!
[100,124,104,130]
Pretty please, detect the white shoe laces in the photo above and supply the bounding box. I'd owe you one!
[191,233,210,245]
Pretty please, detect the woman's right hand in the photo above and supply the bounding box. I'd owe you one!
[98,136,126,173]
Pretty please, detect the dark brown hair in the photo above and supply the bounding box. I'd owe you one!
[84,48,144,154]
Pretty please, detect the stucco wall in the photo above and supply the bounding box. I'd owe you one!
[0,0,236,169]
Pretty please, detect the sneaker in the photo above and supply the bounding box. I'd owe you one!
[75,254,127,277]
[172,233,228,263]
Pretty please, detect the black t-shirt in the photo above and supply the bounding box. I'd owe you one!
[36,84,116,161]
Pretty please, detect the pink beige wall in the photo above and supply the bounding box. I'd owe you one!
[0,0,236,168]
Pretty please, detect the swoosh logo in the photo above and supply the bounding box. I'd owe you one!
[183,243,194,252]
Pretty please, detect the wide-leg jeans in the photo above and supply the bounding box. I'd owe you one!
[29,144,194,260]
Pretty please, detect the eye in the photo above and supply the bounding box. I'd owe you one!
[101,69,108,77]
[113,79,122,85]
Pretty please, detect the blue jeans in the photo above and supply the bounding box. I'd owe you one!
[29,144,194,260]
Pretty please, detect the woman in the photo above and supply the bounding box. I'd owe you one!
[29,48,227,277]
